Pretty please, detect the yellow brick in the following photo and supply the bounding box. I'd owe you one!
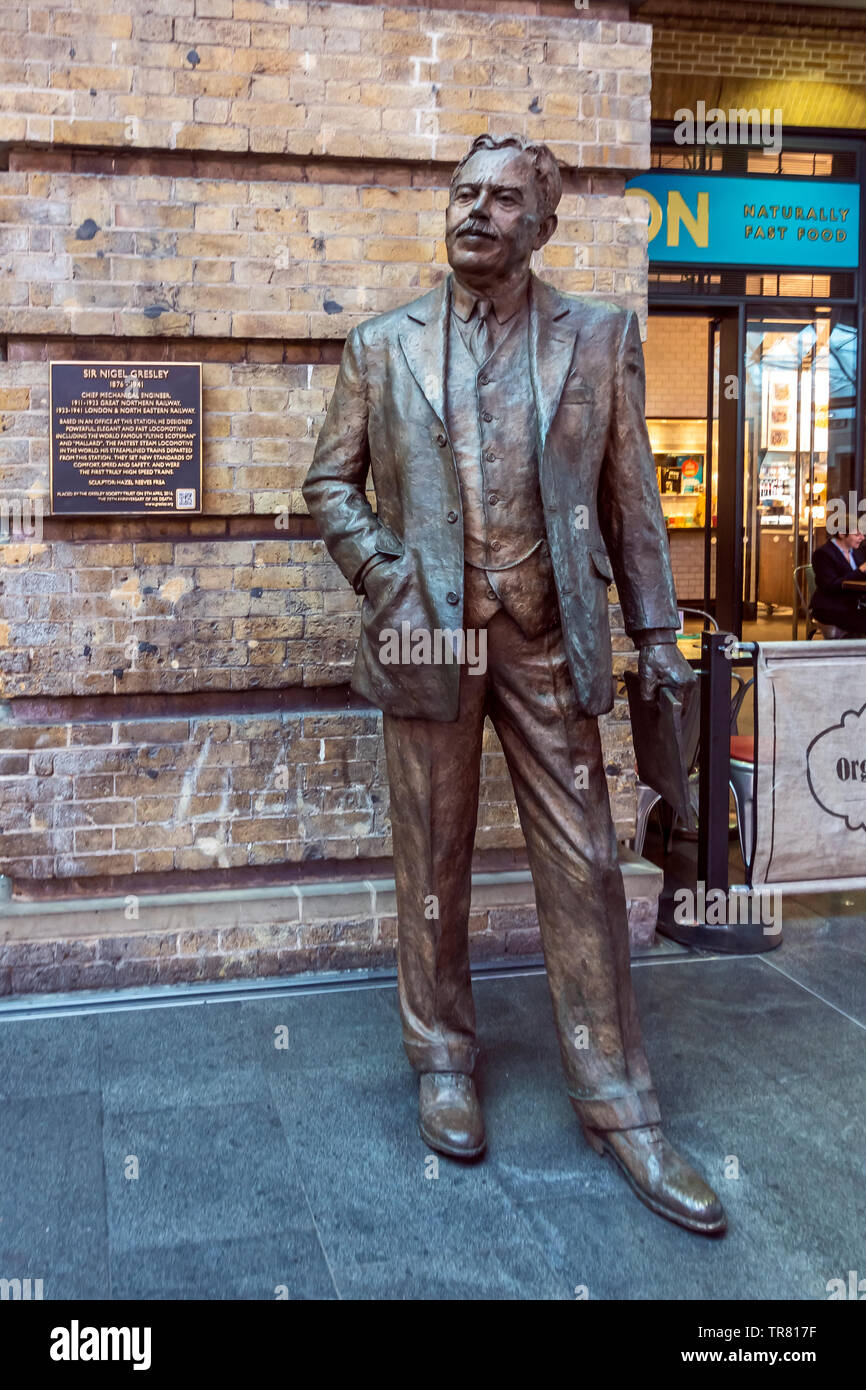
[194,205,234,233]
[52,120,128,145]
[174,124,250,152]
[365,238,434,264]
[52,11,132,39]
[324,237,364,261]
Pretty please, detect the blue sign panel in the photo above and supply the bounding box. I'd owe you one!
[625,173,860,269]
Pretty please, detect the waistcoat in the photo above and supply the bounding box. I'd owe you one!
[445,304,560,639]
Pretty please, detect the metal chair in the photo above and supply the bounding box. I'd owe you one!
[793,564,819,639]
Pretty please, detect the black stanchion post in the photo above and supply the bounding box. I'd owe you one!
[658,631,781,954]
[698,629,731,901]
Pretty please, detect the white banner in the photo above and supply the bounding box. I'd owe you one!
[751,640,866,885]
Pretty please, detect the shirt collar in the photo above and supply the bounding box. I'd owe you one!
[450,274,528,326]
[832,538,858,566]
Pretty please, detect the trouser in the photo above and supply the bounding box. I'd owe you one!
[382,592,661,1132]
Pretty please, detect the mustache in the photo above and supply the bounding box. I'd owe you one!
[455,218,498,240]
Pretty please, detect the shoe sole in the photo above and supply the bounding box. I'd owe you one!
[595,1137,727,1237]
[419,1122,486,1163]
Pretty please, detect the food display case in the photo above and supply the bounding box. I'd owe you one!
[648,417,709,530]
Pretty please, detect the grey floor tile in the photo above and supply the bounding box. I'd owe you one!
[762,937,866,1026]
[239,983,401,1076]
[99,1003,270,1113]
[0,1014,99,1100]
[265,1060,563,1298]
[629,956,860,1121]
[110,1232,336,1301]
[0,1093,109,1298]
[103,1100,311,1256]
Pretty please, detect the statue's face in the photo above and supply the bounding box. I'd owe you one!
[445,147,552,283]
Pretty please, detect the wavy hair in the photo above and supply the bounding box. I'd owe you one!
[449,133,563,220]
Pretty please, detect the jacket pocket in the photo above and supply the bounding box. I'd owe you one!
[560,381,594,405]
[590,548,614,583]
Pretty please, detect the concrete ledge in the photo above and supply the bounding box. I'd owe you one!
[0,852,663,996]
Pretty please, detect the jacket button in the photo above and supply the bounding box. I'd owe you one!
[488,492,499,505]
[436,433,447,447]
[485,450,496,462]
[491,540,501,552]
[447,510,458,523]
[446,591,459,605]
[482,411,493,422]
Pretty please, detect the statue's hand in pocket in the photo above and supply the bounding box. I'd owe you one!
[363,556,400,609]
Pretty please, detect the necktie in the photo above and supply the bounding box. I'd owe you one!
[469,298,494,365]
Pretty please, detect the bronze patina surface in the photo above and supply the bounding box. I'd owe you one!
[304,134,725,1235]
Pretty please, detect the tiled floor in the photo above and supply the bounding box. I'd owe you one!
[1,884,863,1300]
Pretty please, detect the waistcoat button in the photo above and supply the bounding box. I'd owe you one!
[482,411,493,422]
[436,433,447,447]
[446,591,459,605]
[447,510,458,523]
[485,450,495,462]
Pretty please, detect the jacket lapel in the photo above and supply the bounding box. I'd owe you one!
[529,273,580,456]
[398,279,450,425]
[397,272,579,450]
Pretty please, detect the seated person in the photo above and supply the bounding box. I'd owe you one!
[811,528,866,635]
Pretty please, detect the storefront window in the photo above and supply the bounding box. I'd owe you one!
[743,308,857,624]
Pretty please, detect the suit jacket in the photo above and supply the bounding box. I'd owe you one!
[303,273,679,721]
[811,537,866,628]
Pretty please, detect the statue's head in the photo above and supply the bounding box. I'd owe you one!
[445,133,562,286]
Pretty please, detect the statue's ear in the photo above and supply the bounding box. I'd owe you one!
[534,214,558,251]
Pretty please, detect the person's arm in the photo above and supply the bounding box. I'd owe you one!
[598,312,693,700]
[302,328,399,594]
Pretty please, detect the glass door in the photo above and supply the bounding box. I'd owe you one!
[743,308,858,639]
[643,313,721,617]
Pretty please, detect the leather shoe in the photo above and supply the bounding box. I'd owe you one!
[583,1123,726,1236]
[419,1072,486,1161]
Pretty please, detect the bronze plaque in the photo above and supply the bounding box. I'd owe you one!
[50,361,202,514]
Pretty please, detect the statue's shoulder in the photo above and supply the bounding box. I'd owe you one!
[352,282,445,348]
[534,277,630,334]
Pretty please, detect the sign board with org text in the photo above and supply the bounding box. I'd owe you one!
[625,174,860,269]
[50,362,202,515]
[750,640,866,886]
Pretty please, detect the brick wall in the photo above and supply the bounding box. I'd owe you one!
[0,1,648,167]
[645,316,707,421]
[0,0,652,985]
[646,0,866,128]
[0,165,645,342]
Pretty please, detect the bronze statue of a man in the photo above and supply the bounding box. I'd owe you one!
[304,133,725,1236]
